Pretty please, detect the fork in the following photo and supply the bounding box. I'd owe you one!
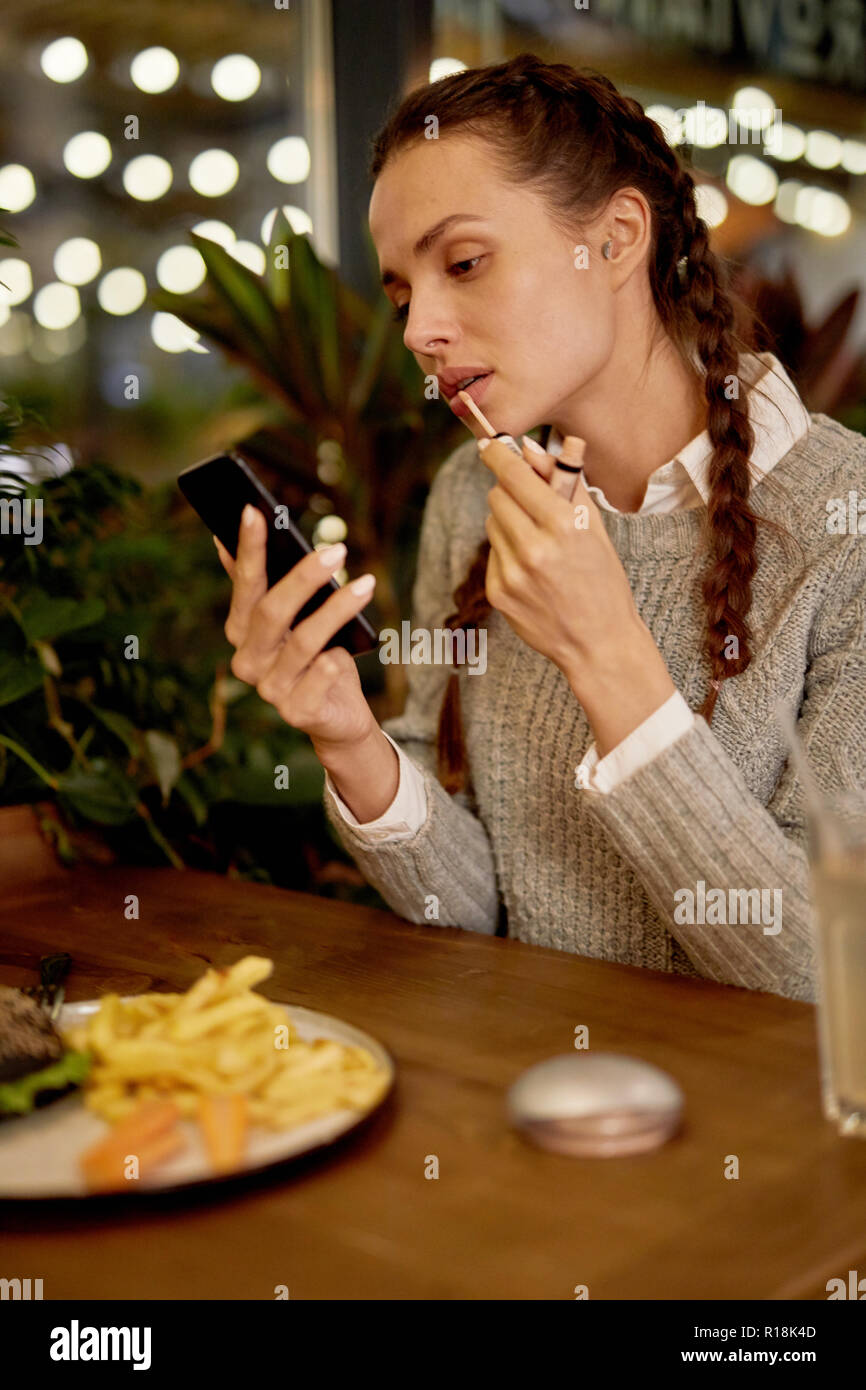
[21,953,72,1023]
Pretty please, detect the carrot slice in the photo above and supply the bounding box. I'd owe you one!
[82,1125,187,1192]
[198,1092,247,1173]
[80,1099,181,1190]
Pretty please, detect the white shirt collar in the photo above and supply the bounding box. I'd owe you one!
[545,352,811,513]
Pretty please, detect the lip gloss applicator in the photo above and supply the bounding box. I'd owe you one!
[457,389,585,500]
[457,388,524,456]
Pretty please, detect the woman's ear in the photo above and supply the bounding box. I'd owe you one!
[604,188,652,289]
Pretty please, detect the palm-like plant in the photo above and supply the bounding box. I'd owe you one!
[152,215,465,711]
[732,262,866,426]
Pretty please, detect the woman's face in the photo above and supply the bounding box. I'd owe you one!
[368,132,618,440]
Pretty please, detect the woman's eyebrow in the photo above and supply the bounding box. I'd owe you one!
[380,213,488,287]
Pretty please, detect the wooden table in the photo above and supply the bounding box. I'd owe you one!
[2,811,865,1300]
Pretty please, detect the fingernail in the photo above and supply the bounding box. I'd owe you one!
[242,504,256,528]
[349,572,376,595]
[521,435,547,457]
[477,438,490,452]
[318,542,347,567]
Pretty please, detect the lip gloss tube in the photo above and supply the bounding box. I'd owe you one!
[551,435,585,500]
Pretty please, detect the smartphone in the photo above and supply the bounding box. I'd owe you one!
[177,451,378,657]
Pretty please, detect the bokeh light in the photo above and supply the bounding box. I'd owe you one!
[130,47,180,94]
[429,58,467,81]
[227,240,266,274]
[841,139,866,175]
[260,205,313,243]
[97,267,147,315]
[33,282,81,330]
[695,184,728,228]
[804,131,842,170]
[730,87,776,131]
[211,54,261,101]
[725,154,778,205]
[0,165,36,212]
[40,37,88,83]
[123,154,173,201]
[156,245,207,293]
[63,132,112,179]
[0,258,33,305]
[54,237,102,286]
[763,123,806,162]
[192,220,236,248]
[188,149,239,197]
[266,137,310,183]
[645,104,682,146]
[150,312,208,353]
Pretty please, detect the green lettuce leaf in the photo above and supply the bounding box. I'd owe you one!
[0,1049,92,1115]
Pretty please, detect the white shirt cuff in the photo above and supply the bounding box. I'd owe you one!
[324,729,427,841]
[574,690,695,795]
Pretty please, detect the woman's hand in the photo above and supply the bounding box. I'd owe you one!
[215,505,379,754]
[481,436,642,675]
[480,437,676,755]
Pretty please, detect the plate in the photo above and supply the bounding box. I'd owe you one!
[0,998,394,1198]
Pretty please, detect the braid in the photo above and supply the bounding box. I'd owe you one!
[438,540,492,792]
[370,55,793,796]
[674,167,759,724]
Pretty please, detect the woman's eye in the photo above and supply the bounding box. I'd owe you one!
[449,256,482,277]
[390,256,484,325]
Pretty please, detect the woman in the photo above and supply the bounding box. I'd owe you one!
[216,55,866,1003]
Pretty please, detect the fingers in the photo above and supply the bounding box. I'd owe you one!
[231,544,374,686]
[224,504,268,648]
[233,543,344,676]
[521,436,554,482]
[520,435,581,501]
[247,563,375,690]
[213,535,235,578]
[258,644,353,724]
[481,438,564,533]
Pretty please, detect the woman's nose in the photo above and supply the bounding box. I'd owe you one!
[402,304,451,358]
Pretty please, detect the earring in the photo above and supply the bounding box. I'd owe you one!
[601,240,613,259]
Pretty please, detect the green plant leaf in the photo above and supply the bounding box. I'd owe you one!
[19,592,106,642]
[57,759,139,825]
[0,652,44,705]
[227,743,325,805]
[190,233,284,358]
[349,297,397,416]
[0,733,57,787]
[143,729,181,805]
[175,772,207,826]
[264,211,292,310]
[85,704,141,757]
[286,233,337,407]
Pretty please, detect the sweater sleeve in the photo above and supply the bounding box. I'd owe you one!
[321,445,501,934]
[579,534,866,1003]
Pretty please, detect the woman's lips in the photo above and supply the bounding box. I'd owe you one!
[447,372,493,417]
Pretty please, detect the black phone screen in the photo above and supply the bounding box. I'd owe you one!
[177,452,377,658]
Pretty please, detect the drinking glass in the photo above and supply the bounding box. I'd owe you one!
[807,787,866,1137]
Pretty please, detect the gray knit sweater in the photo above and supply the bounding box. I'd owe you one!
[322,414,866,1002]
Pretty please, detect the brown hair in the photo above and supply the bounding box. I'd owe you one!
[370,53,796,795]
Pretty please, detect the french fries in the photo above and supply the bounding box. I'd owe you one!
[64,957,390,1184]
